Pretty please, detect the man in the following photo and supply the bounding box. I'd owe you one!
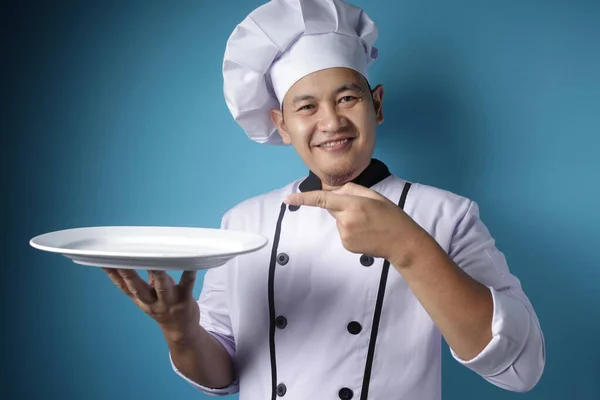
[104,0,545,399]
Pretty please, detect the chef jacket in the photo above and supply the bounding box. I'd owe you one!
[170,159,545,399]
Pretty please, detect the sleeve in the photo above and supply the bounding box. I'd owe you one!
[447,200,546,392]
[169,212,240,396]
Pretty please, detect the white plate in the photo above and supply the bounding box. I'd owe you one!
[29,226,269,270]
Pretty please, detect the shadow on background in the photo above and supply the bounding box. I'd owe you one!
[371,20,600,399]
[374,41,487,197]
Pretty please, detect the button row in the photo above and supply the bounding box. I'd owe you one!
[276,253,375,267]
[275,317,362,335]
[276,383,354,399]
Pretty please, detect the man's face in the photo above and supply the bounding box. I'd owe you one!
[270,67,384,189]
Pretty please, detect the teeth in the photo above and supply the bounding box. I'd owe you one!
[321,139,349,147]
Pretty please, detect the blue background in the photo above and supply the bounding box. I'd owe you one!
[4,0,599,399]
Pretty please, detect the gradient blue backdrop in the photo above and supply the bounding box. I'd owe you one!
[4,0,599,399]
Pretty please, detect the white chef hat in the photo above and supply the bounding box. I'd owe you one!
[222,0,379,145]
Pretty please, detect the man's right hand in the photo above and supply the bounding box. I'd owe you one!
[102,267,235,389]
[103,268,200,342]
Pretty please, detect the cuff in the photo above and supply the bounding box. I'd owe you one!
[451,286,532,377]
[170,331,239,396]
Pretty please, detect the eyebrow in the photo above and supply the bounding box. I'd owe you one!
[290,82,365,106]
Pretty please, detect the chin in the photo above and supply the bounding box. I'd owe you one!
[318,158,361,186]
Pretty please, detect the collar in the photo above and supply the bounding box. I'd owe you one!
[298,158,391,192]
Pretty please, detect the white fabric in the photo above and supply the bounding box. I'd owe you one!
[222,0,378,145]
[170,175,546,399]
[269,32,371,104]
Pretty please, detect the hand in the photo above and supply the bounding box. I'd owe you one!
[103,268,199,341]
[284,182,427,265]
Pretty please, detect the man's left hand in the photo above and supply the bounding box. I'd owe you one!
[284,183,428,266]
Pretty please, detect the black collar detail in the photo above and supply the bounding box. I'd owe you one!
[298,158,391,192]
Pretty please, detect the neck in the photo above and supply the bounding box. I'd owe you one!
[321,182,347,192]
[299,158,391,193]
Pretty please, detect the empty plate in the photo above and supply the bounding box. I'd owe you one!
[30,226,269,270]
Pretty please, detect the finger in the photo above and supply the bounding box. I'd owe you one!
[179,270,197,297]
[148,270,176,303]
[150,272,176,286]
[103,268,133,297]
[333,182,387,201]
[117,269,156,304]
[284,190,347,211]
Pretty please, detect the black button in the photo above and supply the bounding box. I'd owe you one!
[288,204,300,212]
[360,255,374,266]
[277,253,289,265]
[275,316,288,329]
[339,387,354,400]
[277,383,287,396]
[347,321,362,335]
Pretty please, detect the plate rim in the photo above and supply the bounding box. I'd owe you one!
[29,226,269,260]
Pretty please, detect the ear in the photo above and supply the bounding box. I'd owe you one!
[270,108,292,145]
[371,84,384,125]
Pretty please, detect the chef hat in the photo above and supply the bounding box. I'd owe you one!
[222,0,379,145]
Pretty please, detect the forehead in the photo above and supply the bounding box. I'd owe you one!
[284,67,367,99]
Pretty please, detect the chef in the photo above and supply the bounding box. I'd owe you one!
[104,0,545,399]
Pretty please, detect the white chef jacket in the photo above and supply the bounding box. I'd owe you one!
[170,159,545,400]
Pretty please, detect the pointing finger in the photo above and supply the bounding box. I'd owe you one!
[333,182,387,201]
[284,190,347,211]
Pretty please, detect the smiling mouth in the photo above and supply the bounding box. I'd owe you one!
[317,138,354,147]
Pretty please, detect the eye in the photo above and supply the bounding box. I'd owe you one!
[339,96,358,103]
[297,104,315,112]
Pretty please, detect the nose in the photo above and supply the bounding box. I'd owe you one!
[317,105,348,133]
